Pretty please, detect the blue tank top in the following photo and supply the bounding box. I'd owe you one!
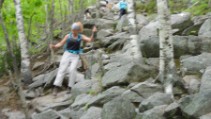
[64,33,82,54]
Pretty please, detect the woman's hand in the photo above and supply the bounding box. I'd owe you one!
[49,44,56,49]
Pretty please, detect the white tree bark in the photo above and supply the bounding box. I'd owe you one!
[0,9,30,119]
[14,0,32,84]
[157,0,176,98]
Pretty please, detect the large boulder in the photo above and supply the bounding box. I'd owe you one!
[142,105,167,119]
[107,35,144,66]
[121,90,144,103]
[80,107,102,119]
[71,94,93,109]
[83,18,116,30]
[136,14,149,28]
[180,67,211,118]
[102,63,157,87]
[58,108,72,119]
[170,12,193,34]
[87,86,126,107]
[130,81,163,98]
[31,91,73,112]
[139,21,160,40]
[183,75,200,94]
[59,107,85,119]
[198,19,211,37]
[182,14,210,35]
[139,92,173,112]
[140,36,204,58]
[164,102,182,119]
[139,12,192,39]
[180,92,211,117]
[101,97,136,119]
[96,29,113,41]
[200,66,211,93]
[29,68,58,89]
[101,32,130,47]
[181,53,211,74]
[32,110,66,119]
[71,80,93,99]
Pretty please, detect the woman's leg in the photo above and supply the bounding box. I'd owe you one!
[54,52,71,87]
[68,54,80,88]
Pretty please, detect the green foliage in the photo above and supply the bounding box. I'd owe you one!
[185,0,211,15]
[135,0,211,15]
[135,0,157,14]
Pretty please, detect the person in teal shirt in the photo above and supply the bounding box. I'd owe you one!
[119,0,128,19]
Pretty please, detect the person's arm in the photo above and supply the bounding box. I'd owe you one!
[82,26,97,42]
[50,34,69,49]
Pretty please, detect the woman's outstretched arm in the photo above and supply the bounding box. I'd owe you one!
[50,34,69,49]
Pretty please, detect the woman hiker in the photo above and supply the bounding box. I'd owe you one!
[118,0,128,19]
[50,22,97,96]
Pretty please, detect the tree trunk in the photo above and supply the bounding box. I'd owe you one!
[157,0,177,98]
[46,0,55,64]
[0,10,30,119]
[59,0,64,37]
[14,0,32,84]
[27,13,35,45]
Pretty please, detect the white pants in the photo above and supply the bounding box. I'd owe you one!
[54,51,79,88]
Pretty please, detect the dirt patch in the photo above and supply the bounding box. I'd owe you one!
[0,75,23,118]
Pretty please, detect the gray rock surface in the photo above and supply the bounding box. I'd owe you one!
[29,68,58,89]
[139,92,173,112]
[101,97,136,119]
[131,81,163,98]
[180,92,211,117]
[199,19,211,37]
[32,110,65,119]
[80,107,102,119]
[142,105,167,119]
[83,18,115,29]
[170,12,193,34]
[31,91,72,112]
[71,80,93,99]
[141,36,202,58]
[71,94,93,109]
[87,86,126,106]
[181,53,211,74]
[200,66,211,93]
[102,63,157,87]
[121,90,144,103]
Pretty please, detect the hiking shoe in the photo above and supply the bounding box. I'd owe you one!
[52,87,59,97]
[66,87,72,94]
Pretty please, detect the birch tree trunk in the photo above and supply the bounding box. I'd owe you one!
[157,0,177,98]
[14,0,32,84]
[0,10,30,119]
